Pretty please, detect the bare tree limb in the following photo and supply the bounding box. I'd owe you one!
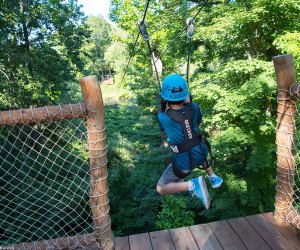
[0,68,10,81]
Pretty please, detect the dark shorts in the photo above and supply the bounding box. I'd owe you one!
[157,164,183,186]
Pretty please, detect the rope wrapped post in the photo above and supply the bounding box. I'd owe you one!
[80,76,114,250]
[273,54,300,228]
[0,103,86,126]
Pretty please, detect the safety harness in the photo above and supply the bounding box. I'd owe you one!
[167,103,199,154]
[166,102,210,178]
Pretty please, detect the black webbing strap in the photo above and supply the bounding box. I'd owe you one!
[172,161,190,178]
[197,136,216,169]
[167,103,200,154]
[137,20,161,89]
[186,17,195,87]
[198,141,210,170]
[203,136,216,166]
[170,136,200,153]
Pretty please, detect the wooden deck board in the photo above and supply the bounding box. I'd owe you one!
[149,230,175,250]
[209,219,247,250]
[114,213,300,249]
[190,223,222,250]
[246,214,297,250]
[227,216,271,250]
[115,236,129,250]
[169,226,199,249]
[128,233,152,250]
[263,212,300,250]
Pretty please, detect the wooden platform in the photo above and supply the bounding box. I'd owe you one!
[114,213,300,250]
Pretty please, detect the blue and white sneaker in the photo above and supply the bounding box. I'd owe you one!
[189,176,210,209]
[210,175,223,188]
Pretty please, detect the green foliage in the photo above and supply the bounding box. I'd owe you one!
[274,32,300,71]
[156,195,195,230]
[0,0,89,109]
[104,102,165,235]
[82,16,112,76]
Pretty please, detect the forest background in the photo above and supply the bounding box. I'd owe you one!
[1,0,300,241]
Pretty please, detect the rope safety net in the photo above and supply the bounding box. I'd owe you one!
[276,84,300,229]
[0,103,110,249]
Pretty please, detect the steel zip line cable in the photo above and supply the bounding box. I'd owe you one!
[141,0,150,23]
[121,0,208,85]
[120,33,140,85]
[120,0,150,85]
[154,0,209,64]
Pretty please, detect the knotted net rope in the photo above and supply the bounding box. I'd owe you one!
[275,85,300,229]
[0,103,110,249]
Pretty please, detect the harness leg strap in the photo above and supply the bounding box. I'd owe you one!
[198,160,210,170]
[172,161,191,179]
[198,142,210,170]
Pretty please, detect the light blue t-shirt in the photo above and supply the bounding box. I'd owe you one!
[158,102,208,171]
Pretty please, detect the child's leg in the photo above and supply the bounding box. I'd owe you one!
[203,164,214,176]
[156,181,188,195]
[156,164,210,209]
[156,164,186,195]
[200,162,217,177]
[156,178,210,209]
[201,163,223,188]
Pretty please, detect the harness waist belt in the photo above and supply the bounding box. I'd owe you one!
[169,136,200,154]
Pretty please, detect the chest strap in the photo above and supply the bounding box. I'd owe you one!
[166,103,200,154]
[169,136,200,153]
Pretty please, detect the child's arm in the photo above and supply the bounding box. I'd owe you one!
[193,102,202,125]
[157,113,165,132]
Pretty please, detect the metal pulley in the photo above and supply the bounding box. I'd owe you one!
[186,17,195,98]
[137,19,149,41]
[186,17,195,39]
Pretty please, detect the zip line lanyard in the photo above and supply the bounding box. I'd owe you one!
[186,18,195,90]
[137,20,161,89]
[137,18,196,93]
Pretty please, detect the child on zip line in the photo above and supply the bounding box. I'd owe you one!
[156,73,223,209]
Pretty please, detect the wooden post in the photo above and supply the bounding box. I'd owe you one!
[273,54,297,223]
[80,76,114,250]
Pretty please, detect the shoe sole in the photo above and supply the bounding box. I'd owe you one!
[198,176,210,209]
[212,179,223,189]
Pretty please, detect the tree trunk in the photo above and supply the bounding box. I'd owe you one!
[19,0,32,73]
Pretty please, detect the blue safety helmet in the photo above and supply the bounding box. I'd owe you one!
[161,74,189,101]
